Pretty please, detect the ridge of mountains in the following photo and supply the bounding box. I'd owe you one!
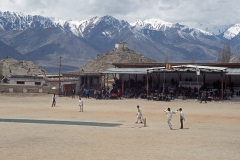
[0,11,240,73]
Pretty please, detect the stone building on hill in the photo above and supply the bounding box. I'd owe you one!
[79,42,156,73]
[62,42,156,92]
[114,41,128,51]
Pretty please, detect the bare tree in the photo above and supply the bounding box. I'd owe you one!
[0,63,3,79]
[217,52,222,63]
[164,55,168,63]
[221,43,231,63]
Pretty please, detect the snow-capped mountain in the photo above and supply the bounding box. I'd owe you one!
[181,22,231,36]
[130,19,174,31]
[0,11,239,73]
[223,24,240,40]
[0,11,55,30]
[52,15,129,38]
[0,11,238,39]
[130,19,214,38]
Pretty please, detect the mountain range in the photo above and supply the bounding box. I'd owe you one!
[0,11,240,73]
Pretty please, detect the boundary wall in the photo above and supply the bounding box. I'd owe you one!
[0,84,58,94]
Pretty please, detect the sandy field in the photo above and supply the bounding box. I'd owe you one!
[0,93,240,160]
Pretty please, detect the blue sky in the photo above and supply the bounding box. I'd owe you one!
[0,0,239,25]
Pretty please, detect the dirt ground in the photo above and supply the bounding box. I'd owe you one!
[0,93,240,160]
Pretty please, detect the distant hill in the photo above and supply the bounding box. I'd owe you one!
[80,43,156,73]
[0,40,22,59]
[0,57,46,77]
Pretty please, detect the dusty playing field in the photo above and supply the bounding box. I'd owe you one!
[0,93,240,160]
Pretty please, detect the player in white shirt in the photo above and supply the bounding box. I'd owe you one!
[51,93,56,107]
[79,97,83,112]
[136,105,143,123]
[164,108,178,129]
[178,108,185,129]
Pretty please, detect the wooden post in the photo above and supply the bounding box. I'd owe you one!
[225,75,227,90]
[156,73,160,88]
[228,75,231,87]
[128,74,130,88]
[103,75,105,88]
[112,73,116,79]
[151,75,154,89]
[122,74,124,97]
[221,74,224,101]
[178,73,182,81]
[58,56,62,95]
[134,74,138,84]
[203,73,206,84]
[143,118,146,127]
[107,74,108,88]
[146,74,149,97]
[99,74,102,89]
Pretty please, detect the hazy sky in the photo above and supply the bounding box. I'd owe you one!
[0,0,239,25]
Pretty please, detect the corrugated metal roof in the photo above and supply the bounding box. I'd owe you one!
[147,65,228,73]
[225,68,240,75]
[102,68,148,74]
[112,62,240,68]
[102,66,240,75]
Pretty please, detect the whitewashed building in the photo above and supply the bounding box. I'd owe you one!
[115,41,128,50]
[9,75,45,85]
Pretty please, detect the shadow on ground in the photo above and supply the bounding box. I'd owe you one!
[0,118,121,127]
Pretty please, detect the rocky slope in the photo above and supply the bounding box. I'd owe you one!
[0,57,46,77]
[80,47,156,73]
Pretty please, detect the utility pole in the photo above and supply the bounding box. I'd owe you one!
[58,56,62,96]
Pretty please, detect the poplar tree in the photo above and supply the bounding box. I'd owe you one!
[164,55,168,63]
[221,43,231,63]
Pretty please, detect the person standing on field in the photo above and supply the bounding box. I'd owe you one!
[136,105,143,123]
[85,89,90,99]
[79,97,83,112]
[164,108,178,129]
[200,91,207,103]
[178,108,185,129]
[72,89,75,99]
[117,88,121,99]
[51,93,56,107]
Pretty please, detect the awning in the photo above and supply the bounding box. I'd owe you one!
[147,65,228,73]
[102,68,148,74]
[225,68,240,75]
[102,65,239,75]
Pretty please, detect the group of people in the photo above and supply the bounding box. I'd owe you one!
[92,88,123,100]
[164,107,185,129]
[135,105,185,130]
[52,93,185,129]
[51,93,84,112]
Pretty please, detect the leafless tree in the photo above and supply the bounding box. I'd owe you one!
[216,52,222,63]
[221,43,231,63]
[164,55,168,63]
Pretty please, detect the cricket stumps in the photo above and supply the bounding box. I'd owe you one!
[143,118,146,127]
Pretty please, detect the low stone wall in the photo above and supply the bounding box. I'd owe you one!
[0,84,58,94]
